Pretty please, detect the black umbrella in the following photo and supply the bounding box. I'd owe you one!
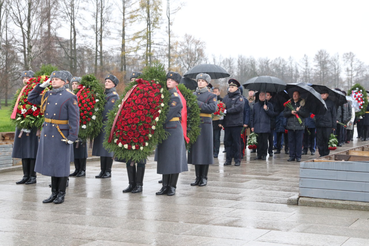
[184,64,230,79]
[242,76,286,93]
[311,85,347,107]
[273,90,290,113]
[286,83,327,115]
[179,77,197,91]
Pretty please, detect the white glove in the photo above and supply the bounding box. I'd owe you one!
[40,78,51,88]
[21,129,31,133]
[224,109,227,114]
[67,140,74,145]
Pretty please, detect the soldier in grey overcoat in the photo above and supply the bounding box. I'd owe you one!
[13,70,39,185]
[92,74,119,178]
[69,77,88,177]
[155,72,188,196]
[28,71,79,204]
[188,73,217,187]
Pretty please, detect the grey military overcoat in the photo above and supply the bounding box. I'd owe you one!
[28,85,79,177]
[92,88,119,157]
[155,88,188,174]
[188,89,217,165]
[12,127,39,159]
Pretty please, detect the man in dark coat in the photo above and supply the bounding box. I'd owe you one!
[69,77,88,177]
[212,87,222,158]
[220,79,244,166]
[250,92,275,160]
[28,71,79,204]
[266,92,278,157]
[155,72,188,196]
[188,73,217,187]
[12,70,39,185]
[283,91,309,162]
[315,90,336,157]
[92,74,120,178]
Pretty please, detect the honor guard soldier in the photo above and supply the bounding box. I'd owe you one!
[188,73,217,187]
[129,72,142,82]
[69,77,88,177]
[12,70,39,185]
[28,71,79,204]
[220,79,244,166]
[155,72,188,196]
[93,74,119,178]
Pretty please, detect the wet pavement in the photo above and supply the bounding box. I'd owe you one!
[1,139,369,245]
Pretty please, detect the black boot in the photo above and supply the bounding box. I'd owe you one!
[132,166,145,193]
[43,177,57,203]
[69,159,80,176]
[123,163,136,193]
[102,157,112,178]
[156,175,170,195]
[167,174,179,196]
[198,165,209,187]
[190,165,201,186]
[16,159,30,184]
[76,159,86,177]
[53,177,67,204]
[25,159,37,185]
[95,157,106,178]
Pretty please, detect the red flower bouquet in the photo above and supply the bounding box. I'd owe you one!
[283,99,302,124]
[213,101,226,120]
[74,74,106,140]
[10,75,51,129]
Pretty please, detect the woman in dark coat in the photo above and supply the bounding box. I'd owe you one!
[155,72,188,196]
[283,91,309,162]
[69,77,88,177]
[12,70,39,185]
[188,73,217,187]
[92,75,119,178]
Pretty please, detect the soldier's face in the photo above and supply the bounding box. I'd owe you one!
[197,79,207,89]
[166,78,177,89]
[52,77,65,88]
[228,85,238,93]
[72,82,79,90]
[105,79,115,89]
[23,77,30,85]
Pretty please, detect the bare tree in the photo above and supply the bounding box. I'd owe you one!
[299,54,312,84]
[177,34,206,74]
[329,53,341,89]
[313,49,330,85]
[9,0,43,70]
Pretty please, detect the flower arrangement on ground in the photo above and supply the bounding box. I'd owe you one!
[74,74,106,140]
[283,99,302,124]
[328,133,338,150]
[10,75,51,129]
[247,132,258,149]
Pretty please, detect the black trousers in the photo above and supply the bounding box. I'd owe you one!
[213,127,221,156]
[268,129,274,154]
[256,133,269,157]
[225,126,242,163]
[303,128,316,153]
[288,130,304,159]
[276,132,288,151]
[316,127,332,156]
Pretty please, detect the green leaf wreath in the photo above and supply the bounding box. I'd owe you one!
[103,62,170,162]
[348,83,368,117]
[176,83,201,149]
[74,74,106,140]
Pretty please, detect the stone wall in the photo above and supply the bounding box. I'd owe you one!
[0,144,14,168]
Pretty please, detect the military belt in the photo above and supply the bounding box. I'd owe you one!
[170,117,180,121]
[366,111,369,114]
[44,118,69,124]
[200,113,212,117]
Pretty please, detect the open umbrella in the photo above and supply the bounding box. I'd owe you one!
[242,76,286,93]
[286,83,327,115]
[311,85,347,107]
[184,64,230,79]
[179,77,197,91]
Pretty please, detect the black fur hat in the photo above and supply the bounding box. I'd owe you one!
[166,71,182,83]
[105,74,119,86]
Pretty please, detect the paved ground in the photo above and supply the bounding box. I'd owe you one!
[1,139,369,245]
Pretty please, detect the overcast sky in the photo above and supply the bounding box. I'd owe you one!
[170,0,369,64]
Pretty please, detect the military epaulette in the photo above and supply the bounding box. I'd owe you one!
[173,92,179,97]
